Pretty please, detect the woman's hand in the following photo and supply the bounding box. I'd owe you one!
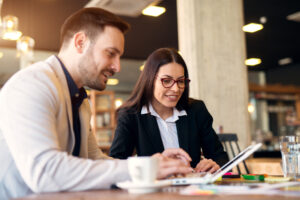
[195,158,220,173]
[161,148,192,166]
[152,153,193,179]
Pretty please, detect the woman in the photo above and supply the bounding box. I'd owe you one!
[109,48,228,172]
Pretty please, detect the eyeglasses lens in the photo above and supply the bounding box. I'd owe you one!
[161,78,188,89]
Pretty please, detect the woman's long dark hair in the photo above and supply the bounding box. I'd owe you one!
[118,48,190,114]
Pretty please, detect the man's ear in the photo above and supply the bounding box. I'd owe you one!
[74,32,87,53]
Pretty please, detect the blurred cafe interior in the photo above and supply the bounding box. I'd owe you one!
[0,0,300,175]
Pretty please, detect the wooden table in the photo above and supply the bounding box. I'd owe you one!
[15,182,300,200]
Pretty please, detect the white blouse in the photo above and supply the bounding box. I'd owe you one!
[141,104,187,149]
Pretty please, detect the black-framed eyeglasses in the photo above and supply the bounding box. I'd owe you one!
[157,76,190,89]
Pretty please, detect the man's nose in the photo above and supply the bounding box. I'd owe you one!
[111,58,121,73]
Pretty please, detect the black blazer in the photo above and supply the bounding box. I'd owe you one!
[109,99,228,168]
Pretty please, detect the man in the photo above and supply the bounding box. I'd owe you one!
[0,8,192,199]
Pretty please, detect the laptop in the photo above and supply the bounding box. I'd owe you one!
[171,143,262,185]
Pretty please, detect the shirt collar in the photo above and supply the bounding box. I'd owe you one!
[56,56,87,105]
[141,103,187,122]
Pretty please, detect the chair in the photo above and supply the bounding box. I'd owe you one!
[217,133,250,174]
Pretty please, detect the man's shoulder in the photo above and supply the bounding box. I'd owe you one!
[29,55,59,74]
[1,55,62,95]
[13,55,57,78]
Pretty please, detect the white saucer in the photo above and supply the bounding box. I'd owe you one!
[116,180,171,194]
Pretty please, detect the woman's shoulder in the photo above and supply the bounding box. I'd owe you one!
[186,98,212,119]
[187,98,206,110]
[117,106,140,118]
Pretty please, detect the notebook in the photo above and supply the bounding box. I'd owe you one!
[171,143,262,185]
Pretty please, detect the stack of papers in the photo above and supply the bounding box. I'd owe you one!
[180,182,300,196]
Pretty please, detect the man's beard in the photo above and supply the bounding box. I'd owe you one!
[78,52,106,91]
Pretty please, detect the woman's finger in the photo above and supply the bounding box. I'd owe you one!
[162,148,192,161]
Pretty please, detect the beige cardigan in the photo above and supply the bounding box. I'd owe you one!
[0,56,129,199]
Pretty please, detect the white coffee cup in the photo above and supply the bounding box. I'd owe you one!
[128,156,158,184]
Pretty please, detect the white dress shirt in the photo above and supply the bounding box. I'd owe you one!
[141,104,187,149]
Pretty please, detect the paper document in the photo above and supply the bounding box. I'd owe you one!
[180,182,300,196]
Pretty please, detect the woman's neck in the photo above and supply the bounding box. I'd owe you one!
[151,99,173,120]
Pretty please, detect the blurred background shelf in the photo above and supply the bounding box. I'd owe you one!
[89,90,116,154]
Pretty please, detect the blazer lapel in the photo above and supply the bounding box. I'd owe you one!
[176,115,189,153]
[141,114,164,153]
[45,56,75,150]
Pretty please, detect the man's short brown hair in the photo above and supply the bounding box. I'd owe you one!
[60,7,130,49]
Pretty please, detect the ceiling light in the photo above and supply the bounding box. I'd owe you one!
[139,65,144,71]
[287,11,300,22]
[245,58,262,66]
[1,15,22,40]
[259,16,267,24]
[142,6,166,17]
[248,103,255,113]
[2,30,22,40]
[115,98,123,108]
[278,57,292,66]
[107,78,119,85]
[85,0,161,17]
[243,23,263,33]
[17,36,35,54]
